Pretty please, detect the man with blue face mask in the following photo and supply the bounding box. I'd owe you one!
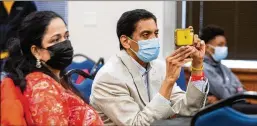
[90,9,209,126]
[200,25,244,104]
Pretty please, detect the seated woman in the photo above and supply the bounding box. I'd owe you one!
[2,11,103,125]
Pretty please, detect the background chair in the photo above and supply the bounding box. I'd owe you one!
[90,57,104,79]
[66,54,105,82]
[176,67,187,91]
[191,91,257,126]
[66,53,96,72]
[65,69,94,103]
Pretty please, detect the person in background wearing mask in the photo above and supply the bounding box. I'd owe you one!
[200,25,244,104]
[90,9,209,126]
[1,11,103,125]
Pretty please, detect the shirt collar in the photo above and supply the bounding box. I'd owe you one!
[130,57,152,76]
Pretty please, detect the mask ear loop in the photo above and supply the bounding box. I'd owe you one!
[206,44,216,55]
[127,37,138,44]
[127,37,138,54]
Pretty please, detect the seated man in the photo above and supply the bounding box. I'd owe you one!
[200,25,244,104]
[90,9,209,126]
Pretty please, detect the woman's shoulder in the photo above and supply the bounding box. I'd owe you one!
[25,71,53,82]
[25,72,58,90]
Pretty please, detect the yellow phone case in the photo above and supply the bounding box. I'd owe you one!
[174,28,194,46]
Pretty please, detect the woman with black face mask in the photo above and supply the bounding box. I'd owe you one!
[2,11,103,125]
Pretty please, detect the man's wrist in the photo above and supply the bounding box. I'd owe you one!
[159,79,175,99]
[192,59,203,68]
[164,78,176,87]
[191,59,204,76]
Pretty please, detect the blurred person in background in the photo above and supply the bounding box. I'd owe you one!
[90,9,209,126]
[1,11,103,125]
[200,25,244,104]
[0,1,37,73]
[0,1,37,52]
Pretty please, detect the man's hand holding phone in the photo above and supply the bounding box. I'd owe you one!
[160,26,206,100]
[160,45,195,99]
[175,26,205,75]
[188,26,205,76]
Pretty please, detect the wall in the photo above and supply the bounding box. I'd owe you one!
[35,1,68,22]
[163,1,177,59]
[186,1,257,60]
[68,1,176,62]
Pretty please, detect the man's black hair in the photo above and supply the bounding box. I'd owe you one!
[116,9,157,50]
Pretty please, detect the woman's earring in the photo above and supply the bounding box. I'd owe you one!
[36,58,42,68]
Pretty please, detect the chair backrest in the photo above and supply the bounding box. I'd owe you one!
[66,54,95,82]
[191,91,257,126]
[176,67,187,91]
[67,60,95,72]
[73,79,93,103]
[195,107,257,126]
[66,54,95,72]
[75,69,90,84]
[90,58,104,79]
[65,69,93,103]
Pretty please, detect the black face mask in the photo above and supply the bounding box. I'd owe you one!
[44,40,73,70]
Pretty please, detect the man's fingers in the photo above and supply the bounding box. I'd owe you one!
[194,34,198,44]
[167,47,195,65]
[193,34,204,50]
[172,46,194,60]
[199,40,206,53]
[200,40,205,48]
[170,46,187,56]
[166,47,192,62]
[197,42,201,48]
[194,34,201,43]
[178,48,195,61]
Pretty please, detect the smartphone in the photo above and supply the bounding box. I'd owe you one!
[174,28,194,46]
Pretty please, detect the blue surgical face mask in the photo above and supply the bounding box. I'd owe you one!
[209,45,228,62]
[129,37,160,62]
